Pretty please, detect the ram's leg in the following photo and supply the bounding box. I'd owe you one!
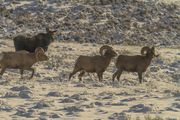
[112,69,122,81]
[20,69,24,79]
[138,72,142,84]
[28,68,34,79]
[0,67,6,78]
[117,70,123,81]
[78,71,85,82]
[69,68,81,80]
[97,72,103,82]
[112,70,118,81]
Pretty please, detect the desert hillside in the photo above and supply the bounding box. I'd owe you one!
[0,0,180,45]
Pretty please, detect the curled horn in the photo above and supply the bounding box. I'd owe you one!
[35,47,45,61]
[46,27,57,34]
[99,45,113,56]
[141,46,150,56]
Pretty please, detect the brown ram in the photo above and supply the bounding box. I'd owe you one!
[0,47,48,79]
[112,46,159,83]
[69,45,117,82]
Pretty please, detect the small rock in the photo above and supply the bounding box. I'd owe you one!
[4,92,18,98]
[121,97,137,102]
[49,113,60,118]
[172,103,180,109]
[109,112,130,120]
[74,83,86,87]
[150,66,160,72]
[172,91,180,97]
[60,98,75,103]
[19,90,32,99]
[170,61,180,69]
[15,107,33,117]
[0,104,13,112]
[39,116,47,120]
[92,83,104,87]
[70,94,88,101]
[10,86,30,91]
[39,112,48,116]
[63,106,84,113]
[127,104,153,113]
[47,91,62,97]
[32,101,51,109]
[94,102,103,107]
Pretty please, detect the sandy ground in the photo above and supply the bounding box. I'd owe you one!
[0,39,180,120]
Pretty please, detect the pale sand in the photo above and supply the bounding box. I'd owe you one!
[0,39,179,119]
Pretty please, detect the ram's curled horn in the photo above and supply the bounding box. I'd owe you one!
[99,45,113,56]
[141,46,150,55]
[35,47,45,61]
[35,47,45,54]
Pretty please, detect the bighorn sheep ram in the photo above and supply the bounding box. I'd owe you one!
[112,46,159,83]
[13,28,56,52]
[0,47,48,79]
[69,45,117,82]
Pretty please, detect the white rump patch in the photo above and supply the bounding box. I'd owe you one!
[0,54,4,61]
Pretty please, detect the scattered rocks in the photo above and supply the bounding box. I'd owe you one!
[49,113,61,118]
[109,112,130,120]
[74,83,86,87]
[39,116,48,120]
[84,103,96,108]
[170,61,180,69]
[105,102,127,106]
[15,107,34,118]
[121,97,137,102]
[98,92,114,100]
[150,66,160,72]
[32,101,51,109]
[172,72,180,83]
[92,83,105,87]
[165,107,178,112]
[4,92,19,98]
[0,79,9,85]
[70,94,88,101]
[127,104,153,113]
[62,106,84,113]
[0,102,13,112]
[60,98,75,103]
[115,91,131,96]
[1,1,179,45]
[18,90,32,99]
[47,91,62,97]
[172,103,180,109]
[172,91,180,97]
[94,102,104,107]
[10,85,30,91]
